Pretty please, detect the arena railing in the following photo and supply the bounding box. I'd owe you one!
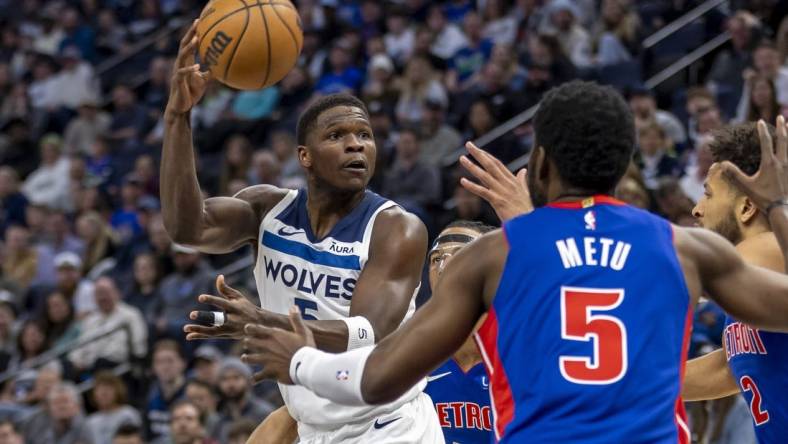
[641,0,729,49]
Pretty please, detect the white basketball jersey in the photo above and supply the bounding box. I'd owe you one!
[253,189,424,428]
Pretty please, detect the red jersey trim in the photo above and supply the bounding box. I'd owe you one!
[547,195,626,209]
[674,299,694,444]
[474,309,515,441]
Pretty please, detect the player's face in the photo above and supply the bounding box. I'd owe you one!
[692,164,743,243]
[427,227,480,291]
[301,106,376,192]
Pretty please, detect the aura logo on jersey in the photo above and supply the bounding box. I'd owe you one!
[263,256,356,299]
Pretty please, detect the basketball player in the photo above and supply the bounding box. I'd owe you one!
[424,221,494,444]
[682,121,787,443]
[247,221,496,444]
[240,82,788,443]
[162,21,442,443]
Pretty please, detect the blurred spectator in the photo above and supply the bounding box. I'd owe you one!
[21,134,71,209]
[708,12,759,98]
[95,9,128,63]
[397,57,448,125]
[50,46,100,111]
[85,372,142,444]
[124,253,160,317]
[150,244,213,340]
[384,8,415,65]
[218,135,252,196]
[227,419,258,444]
[132,154,159,197]
[481,0,518,45]
[146,339,187,442]
[40,290,80,350]
[141,57,172,115]
[215,358,273,443]
[315,39,363,95]
[113,423,145,444]
[111,174,145,245]
[2,225,53,291]
[68,276,147,374]
[59,8,96,63]
[539,0,591,68]
[22,382,94,444]
[655,179,695,224]
[62,99,111,156]
[419,99,463,167]
[108,84,149,150]
[447,12,494,89]
[28,57,59,111]
[591,0,641,66]
[5,320,46,372]
[0,419,22,444]
[191,345,222,386]
[0,167,28,236]
[490,43,527,91]
[636,120,682,189]
[681,135,715,203]
[0,119,37,178]
[738,74,780,123]
[628,88,687,145]
[248,150,282,188]
[361,54,399,109]
[0,297,18,368]
[75,211,117,275]
[270,131,304,188]
[184,379,220,438]
[382,128,441,213]
[164,400,218,444]
[27,251,95,318]
[427,5,468,60]
[230,86,280,123]
[31,15,65,57]
[143,214,175,277]
[736,41,788,115]
[44,210,84,257]
[298,29,328,83]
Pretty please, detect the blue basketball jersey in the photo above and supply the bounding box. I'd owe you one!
[425,359,493,444]
[475,196,692,443]
[723,317,788,444]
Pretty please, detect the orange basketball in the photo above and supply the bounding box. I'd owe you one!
[196,0,303,90]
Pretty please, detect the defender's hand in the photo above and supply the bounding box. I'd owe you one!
[166,19,212,116]
[460,141,533,221]
[721,117,788,212]
[184,275,259,340]
[242,307,316,384]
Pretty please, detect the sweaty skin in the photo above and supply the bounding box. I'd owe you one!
[161,20,427,361]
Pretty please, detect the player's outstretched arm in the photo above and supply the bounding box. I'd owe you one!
[161,20,285,253]
[677,226,788,332]
[682,349,739,401]
[240,230,504,404]
[247,406,298,444]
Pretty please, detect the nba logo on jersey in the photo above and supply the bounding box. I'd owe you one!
[584,210,596,230]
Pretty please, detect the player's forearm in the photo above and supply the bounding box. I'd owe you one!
[682,349,739,401]
[161,110,205,244]
[259,310,350,353]
[768,206,788,271]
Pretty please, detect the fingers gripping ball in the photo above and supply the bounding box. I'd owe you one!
[196,0,303,90]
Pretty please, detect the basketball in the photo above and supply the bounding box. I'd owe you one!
[196,0,303,90]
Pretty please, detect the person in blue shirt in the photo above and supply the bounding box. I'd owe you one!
[424,220,494,444]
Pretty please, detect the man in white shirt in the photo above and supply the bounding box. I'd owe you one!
[21,134,71,209]
[50,46,100,111]
[69,276,147,373]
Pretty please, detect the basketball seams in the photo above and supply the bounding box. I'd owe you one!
[223,0,252,80]
[258,3,273,88]
[196,1,294,57]
[268,2,301,55]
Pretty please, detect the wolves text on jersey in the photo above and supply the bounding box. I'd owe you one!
[263,255,356,299]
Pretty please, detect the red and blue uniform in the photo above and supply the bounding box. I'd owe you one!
[425,359,492,444]
[476,196,692,443]
[722,317,788,443]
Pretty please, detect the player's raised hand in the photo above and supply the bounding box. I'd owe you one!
[167,19,212,116]
[183,275,260,340]
[459,141,533,222]
[242,307,316,384]
[721,117,788,213]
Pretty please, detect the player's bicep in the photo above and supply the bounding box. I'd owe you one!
[687,228,788,331]
[188,196,259,254]
[349,210,427,339]
[361,234,493,403]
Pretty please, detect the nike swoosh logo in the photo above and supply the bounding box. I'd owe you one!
[426,371,452,382]
[278,227,305,237]
[373,417,401,429]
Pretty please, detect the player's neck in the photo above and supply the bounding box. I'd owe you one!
[739,218,772,243]
[306,185,366,238]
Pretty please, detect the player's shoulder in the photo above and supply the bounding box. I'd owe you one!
[736,232,784,272]
[370,206,427,252]
[233,184,291,219]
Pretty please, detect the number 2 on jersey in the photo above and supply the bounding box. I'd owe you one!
[740,375,770,425]
[559,287,628,385]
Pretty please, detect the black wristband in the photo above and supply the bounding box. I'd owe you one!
[765,199,788,217]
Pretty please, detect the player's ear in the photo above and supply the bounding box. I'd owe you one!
[532,146,549,181]
[739,195,758,224]
[297,145,312,168]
